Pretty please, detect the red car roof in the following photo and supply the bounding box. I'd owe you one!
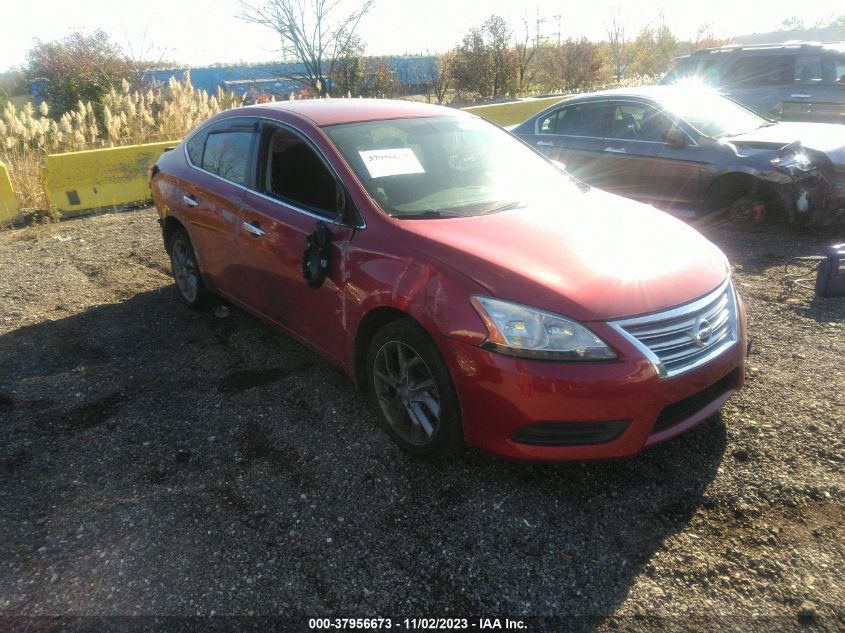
[247,98,464,126]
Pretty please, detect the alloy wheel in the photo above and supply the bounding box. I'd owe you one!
[171,239,199,303]
[372,340,441,446]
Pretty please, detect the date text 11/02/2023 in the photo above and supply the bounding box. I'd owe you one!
[308,618,527,629]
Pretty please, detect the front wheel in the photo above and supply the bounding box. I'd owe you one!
[367,319,463,460]
[728,196,766,224]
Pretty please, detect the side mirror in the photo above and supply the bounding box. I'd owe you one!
[662,128,689,148]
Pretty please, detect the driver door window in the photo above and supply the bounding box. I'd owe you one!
[260,126,338,218]
[608,103,676,143]
[602,101,701,207]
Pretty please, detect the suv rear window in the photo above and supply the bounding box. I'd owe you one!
[662,58,699,83]
[794,54,845,86]
[723,55,793,86]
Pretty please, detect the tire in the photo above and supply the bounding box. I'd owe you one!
[366,318,463,460]
[167,228,210,309]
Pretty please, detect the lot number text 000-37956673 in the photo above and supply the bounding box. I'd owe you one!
[308,618,527,630]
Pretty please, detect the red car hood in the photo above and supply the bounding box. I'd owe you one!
[400,189,728,322]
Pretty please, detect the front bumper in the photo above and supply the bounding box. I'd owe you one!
[772,160,845,225]
[440,295,747,461]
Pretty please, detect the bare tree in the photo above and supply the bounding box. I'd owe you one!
[515,19,536,93]
[606,6,632,81]
[123,27,175,90]
[238,0,375,96]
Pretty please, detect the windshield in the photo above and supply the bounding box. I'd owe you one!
[660,89,768,138]
[324,116,583,218]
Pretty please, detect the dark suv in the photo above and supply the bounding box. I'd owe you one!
[661,42,845,125]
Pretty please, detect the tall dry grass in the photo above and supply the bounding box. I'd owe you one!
[0,73,241,212]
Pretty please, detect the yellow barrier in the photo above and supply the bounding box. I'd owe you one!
[0,161,19,224]
[41,141,179,215]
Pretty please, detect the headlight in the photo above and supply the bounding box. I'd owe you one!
[772,151,814,172]
[470,296,617,360]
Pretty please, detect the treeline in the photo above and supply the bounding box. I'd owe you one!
[419,15,731,102]
[326,14,732,103]
[7,11,845,117]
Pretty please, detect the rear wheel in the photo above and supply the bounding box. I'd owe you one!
[168,229,210,308]
[367,319,462,459]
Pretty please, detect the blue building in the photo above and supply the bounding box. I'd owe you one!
[29,56,438,102]
[143,56,437,98]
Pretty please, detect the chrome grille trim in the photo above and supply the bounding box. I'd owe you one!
[608,279,739,378]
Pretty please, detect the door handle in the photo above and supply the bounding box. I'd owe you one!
[243,221,266,237]
[536,140,554,147]
[790,93,811,99]
[182,194,198,207]
[604,147,627,154]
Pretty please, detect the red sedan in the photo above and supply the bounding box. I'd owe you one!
[150,99,746,461]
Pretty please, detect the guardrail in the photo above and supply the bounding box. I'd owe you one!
[40,141,179,216]
[0,162,19,224]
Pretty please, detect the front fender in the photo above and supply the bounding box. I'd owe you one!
[344,253,490,377]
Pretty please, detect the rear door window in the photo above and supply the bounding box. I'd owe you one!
[553,103,607,137]
[538,109,561,134]
[202,131,255,185]
[186,129,207,165]
[188,119,258,186]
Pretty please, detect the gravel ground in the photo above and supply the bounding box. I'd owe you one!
[0,209,843,632]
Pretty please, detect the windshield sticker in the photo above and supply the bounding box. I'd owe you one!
[359,148,425,178]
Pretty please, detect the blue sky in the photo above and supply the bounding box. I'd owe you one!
[1,0,840,69]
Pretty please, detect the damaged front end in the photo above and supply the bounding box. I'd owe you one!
[769,141,845,225]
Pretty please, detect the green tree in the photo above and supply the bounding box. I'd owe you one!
[430,52,455,104]
[362,58,400,98]
[452,15,518,99]
[452,27,490,98]
[329,35,366,96]
[25,30,134,116]
[627,20,679,77]
[538,39,604,92]
[780,16,806,31]
[0,70,29,105]
[779,14,845,31]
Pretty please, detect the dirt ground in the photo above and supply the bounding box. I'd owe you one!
[0,208,843,632]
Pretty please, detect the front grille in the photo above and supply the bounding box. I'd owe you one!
[611,280,738,378]
[652,369,739,434]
